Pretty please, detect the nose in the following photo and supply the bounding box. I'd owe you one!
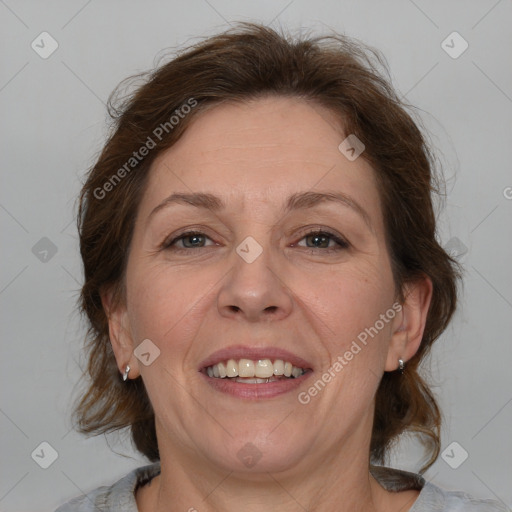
[217,244,293,323]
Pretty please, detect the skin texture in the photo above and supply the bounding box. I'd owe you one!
[104,96,432,512]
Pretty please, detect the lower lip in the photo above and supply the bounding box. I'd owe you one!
[200,372,313,399]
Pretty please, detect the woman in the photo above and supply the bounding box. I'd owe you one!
[56,23,508,512]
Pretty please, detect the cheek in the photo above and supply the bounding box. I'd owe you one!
[307,256,395,342]
[305,263,396,405]
[125,261,213,351]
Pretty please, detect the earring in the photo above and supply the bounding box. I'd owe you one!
[122,365,131,382]
[398,359,405,374]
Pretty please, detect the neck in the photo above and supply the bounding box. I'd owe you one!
[137,438,399,512]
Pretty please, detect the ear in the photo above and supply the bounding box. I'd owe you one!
[384,275,433,372]
[100,285,141,380]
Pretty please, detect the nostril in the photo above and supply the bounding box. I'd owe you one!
[264,306,278,313]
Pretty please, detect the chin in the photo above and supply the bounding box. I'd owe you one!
[200,429,309,475]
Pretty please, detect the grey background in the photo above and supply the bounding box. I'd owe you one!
[1,0,511,510]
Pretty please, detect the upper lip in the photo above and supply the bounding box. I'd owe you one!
[199,345,313,371]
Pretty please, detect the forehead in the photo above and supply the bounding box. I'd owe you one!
[142,96,381,218]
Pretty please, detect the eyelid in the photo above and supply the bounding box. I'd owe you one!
[293,228,350,250]
[160,228,216,250]
[161,226,350,253]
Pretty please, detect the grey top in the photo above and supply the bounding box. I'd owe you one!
[56,462,510,511]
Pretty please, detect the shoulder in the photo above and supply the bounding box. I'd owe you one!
[54,462,161,512]
[371,466,510,512]
[416,481,510,512]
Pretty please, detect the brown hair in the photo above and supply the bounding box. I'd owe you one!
[74,22,460,471]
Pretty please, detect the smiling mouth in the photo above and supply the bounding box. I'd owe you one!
[203,358,308,384]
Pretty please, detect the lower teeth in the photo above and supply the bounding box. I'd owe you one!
[230,375,295,383]
[234,377,273,384]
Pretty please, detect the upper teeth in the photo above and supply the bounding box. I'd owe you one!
[205,359,305,379]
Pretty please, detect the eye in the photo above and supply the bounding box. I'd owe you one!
[162,231,215,251]
[161,229,349,254]
[296,230,350,252]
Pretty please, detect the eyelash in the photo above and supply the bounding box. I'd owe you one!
[294,229,350,253]
[161,229,350,254]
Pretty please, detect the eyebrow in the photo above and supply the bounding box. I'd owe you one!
[148,190,373,230]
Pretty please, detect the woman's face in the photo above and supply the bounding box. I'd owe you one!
[111,96,410,474]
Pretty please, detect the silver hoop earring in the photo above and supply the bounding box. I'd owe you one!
[398,359,405,374]
[122,365,131,382]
